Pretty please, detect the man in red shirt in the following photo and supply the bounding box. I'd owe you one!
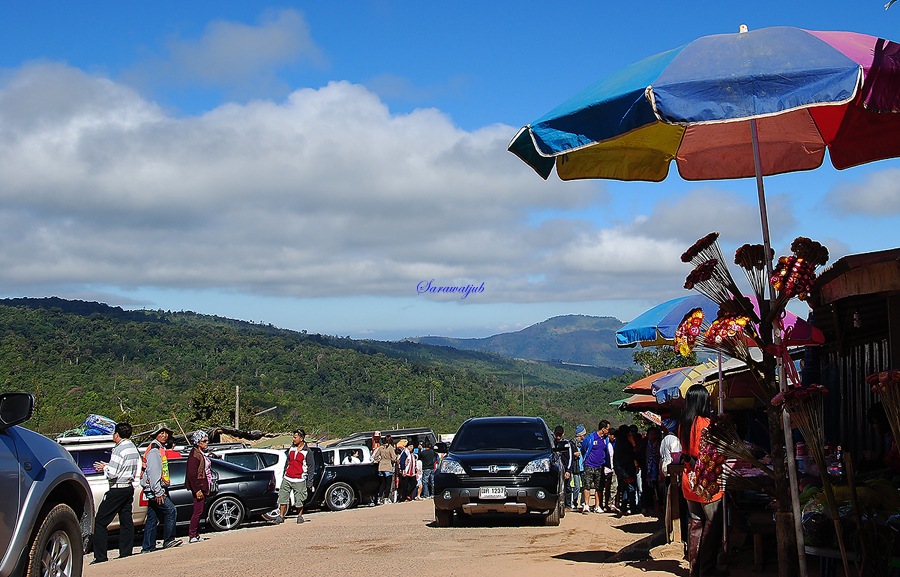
[271,429,311,524]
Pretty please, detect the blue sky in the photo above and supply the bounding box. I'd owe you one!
[1,2,899,341]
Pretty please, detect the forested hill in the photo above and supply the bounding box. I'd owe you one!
[0,298,637,439]
[408,314,635,370]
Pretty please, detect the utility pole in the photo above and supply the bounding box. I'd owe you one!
[521,373,525,415]
[235,385,239,429]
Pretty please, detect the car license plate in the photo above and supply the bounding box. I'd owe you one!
[479,486,506,499]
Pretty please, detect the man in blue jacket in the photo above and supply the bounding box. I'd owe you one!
[580,420,610,514]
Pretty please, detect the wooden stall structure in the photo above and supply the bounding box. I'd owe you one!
[808,247,900,457]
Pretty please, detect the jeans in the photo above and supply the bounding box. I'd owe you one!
[142,493,177,551]
[377,471,394,502]
[422,468,434,498]
[92,486,135,561]
[571,471,582,507]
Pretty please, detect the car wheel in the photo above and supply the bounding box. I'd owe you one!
[27,503,82,577]
[207,496,245,531]
[324,482,355,511]
[434,508,454,527]
[544,499,561,526]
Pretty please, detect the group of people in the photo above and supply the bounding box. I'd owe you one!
[556,420,672,518]
[557,384,726,577]
[91,422,215,564]
[92,424,443,565]
[371,431,440,504]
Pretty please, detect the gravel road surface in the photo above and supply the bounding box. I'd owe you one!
[82,499,798,577]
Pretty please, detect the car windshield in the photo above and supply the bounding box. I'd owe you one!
[452,422,549,452]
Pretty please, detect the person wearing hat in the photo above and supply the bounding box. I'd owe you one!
[570,425,587,509]
[396,439,416,502]
[140,423,182,552]
[185,430,212,543]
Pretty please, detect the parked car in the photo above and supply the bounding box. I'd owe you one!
[167,458,278,531]
[57,434,148,531]
[215,446,379,512]
[432,416,566,527]
[213,447,287,490]
[1,392,94,577]
[307,448,380,512]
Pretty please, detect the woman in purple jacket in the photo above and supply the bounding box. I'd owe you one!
[186,431,212,543]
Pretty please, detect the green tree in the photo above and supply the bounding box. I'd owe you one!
[188,381,236,427]
[632,346,696,375]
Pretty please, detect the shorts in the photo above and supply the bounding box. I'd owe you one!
[277,478,308,507]
[582,466,604,491]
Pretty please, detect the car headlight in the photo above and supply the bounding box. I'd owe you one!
[521,457,550,474]
[439,459,465,474]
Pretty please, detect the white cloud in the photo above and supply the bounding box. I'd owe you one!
[124,9,324,99]
[825,168,900,216]
[0,63,781,308]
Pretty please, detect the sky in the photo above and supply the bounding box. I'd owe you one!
[1,2,899,341]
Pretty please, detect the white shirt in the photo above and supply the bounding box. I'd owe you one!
[602,437,614,475]
[659,433,682,474]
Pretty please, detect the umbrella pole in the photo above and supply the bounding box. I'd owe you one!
[717,352,724,416]
[717,352,728,567]
[751,119,809,577]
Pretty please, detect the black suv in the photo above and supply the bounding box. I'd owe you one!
[432,416,566,527]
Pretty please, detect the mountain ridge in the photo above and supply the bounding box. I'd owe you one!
[0,298,638,438]
[407,314,636,370]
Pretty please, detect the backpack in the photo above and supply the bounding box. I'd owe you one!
[140,443,170,489]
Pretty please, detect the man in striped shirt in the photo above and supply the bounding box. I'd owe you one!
[90,422,141,564]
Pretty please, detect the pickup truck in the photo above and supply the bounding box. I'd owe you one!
[305,446,380,511]
[1,392,94,577]
[216,446,380,512]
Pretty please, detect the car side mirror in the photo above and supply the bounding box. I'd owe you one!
[0,392,35,429]
[434,442,449,453]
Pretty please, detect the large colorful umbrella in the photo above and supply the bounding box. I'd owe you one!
[507,28,900,572]
[612,393,663,411]
[651,361,714,404]
[509,26,900,256]
[650,358,766,410]
[623,366,694,393]
[616,293,825,349]
[616,295,718,347]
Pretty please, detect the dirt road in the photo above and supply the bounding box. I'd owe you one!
[83,500,791,577]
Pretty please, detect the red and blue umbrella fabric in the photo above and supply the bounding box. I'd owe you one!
[509,26,900,184]
[508,26,900,261]
[615,294,824,349]
[623,366,694,393]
